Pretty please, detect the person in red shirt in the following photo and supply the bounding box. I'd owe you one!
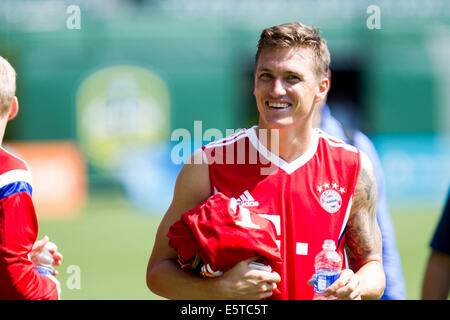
[146,22,385,300]
[0,56,62,300]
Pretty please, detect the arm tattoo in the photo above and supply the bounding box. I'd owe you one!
[345,156,382,271]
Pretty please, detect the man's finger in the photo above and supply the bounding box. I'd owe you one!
[248,268,281,285]
[53,252,63,261]
[307,276,314,287]
[266,271,281,283]
[335,273,360,300]
[46,241,58,253]
[267,282,278,292]
[33,236,49,251]
[323,271,352,297]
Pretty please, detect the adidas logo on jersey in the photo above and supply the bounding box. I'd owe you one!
[236,190,259,207]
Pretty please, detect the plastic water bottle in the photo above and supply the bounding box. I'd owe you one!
[313,239,342,300]
[33,243,55,276]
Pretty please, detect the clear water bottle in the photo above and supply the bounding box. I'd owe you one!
[33,243,55,276]
[313,239,342,300]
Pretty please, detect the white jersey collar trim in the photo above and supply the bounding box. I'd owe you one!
[247,126,319,175]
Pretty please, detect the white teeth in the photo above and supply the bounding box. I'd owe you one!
[268,102,289,108]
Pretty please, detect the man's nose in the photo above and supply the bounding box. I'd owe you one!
[269,78,286,97]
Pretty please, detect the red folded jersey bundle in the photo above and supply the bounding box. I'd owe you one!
[167,192,281,277]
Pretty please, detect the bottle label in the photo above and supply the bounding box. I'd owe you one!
[313,272,340,293]
[34,266,53,276]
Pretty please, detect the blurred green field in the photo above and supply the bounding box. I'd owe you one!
[390,205,442,300]
[37,191,164,300]
[37,191,442,300]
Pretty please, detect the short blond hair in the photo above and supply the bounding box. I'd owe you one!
[0,56,17,117]
[255,22,331,78]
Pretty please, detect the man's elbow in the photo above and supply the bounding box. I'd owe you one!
[146,260,170,298]
[374,273,386,300]
[368,263,386,300]
[358,259,386,300]
[375,261,386,299]
[146,262,160,295]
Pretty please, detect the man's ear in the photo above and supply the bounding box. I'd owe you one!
[8,96,19,120]
[314,77,330,103]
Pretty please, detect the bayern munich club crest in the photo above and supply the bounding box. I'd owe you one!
[316,182,345,214]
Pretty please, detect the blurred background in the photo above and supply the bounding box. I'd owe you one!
[0,0,449,299]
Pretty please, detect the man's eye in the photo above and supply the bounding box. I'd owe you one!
[259,73,272,80]
[287,75,300,81]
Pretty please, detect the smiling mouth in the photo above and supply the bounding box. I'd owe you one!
[265,101,291,109]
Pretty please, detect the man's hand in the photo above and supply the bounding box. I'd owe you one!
[216,257,281,300]
[307,269,361,300]
[31,236,63,275]
[323,269,361,300]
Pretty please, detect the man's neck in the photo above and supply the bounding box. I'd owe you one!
[256,121,314,163]
[312,105,323,128]
[0,118,7,146]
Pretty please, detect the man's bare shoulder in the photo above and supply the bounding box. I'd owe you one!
[168,148,212,219]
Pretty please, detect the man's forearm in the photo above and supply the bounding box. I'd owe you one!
[356,260,385,300]
[147,259,221,300]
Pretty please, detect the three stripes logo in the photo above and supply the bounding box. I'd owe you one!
[236,190,259,207]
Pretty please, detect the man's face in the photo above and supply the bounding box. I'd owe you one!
[254,46,327,129]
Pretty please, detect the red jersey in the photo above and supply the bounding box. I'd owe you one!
[167,192,281,276]
[202,126,361,300]
[0,146,58,300]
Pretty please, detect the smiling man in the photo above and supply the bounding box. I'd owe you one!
[146,22,385,300]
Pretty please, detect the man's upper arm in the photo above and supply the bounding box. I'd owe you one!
[345,151,383,270]
[147,149,212,269]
